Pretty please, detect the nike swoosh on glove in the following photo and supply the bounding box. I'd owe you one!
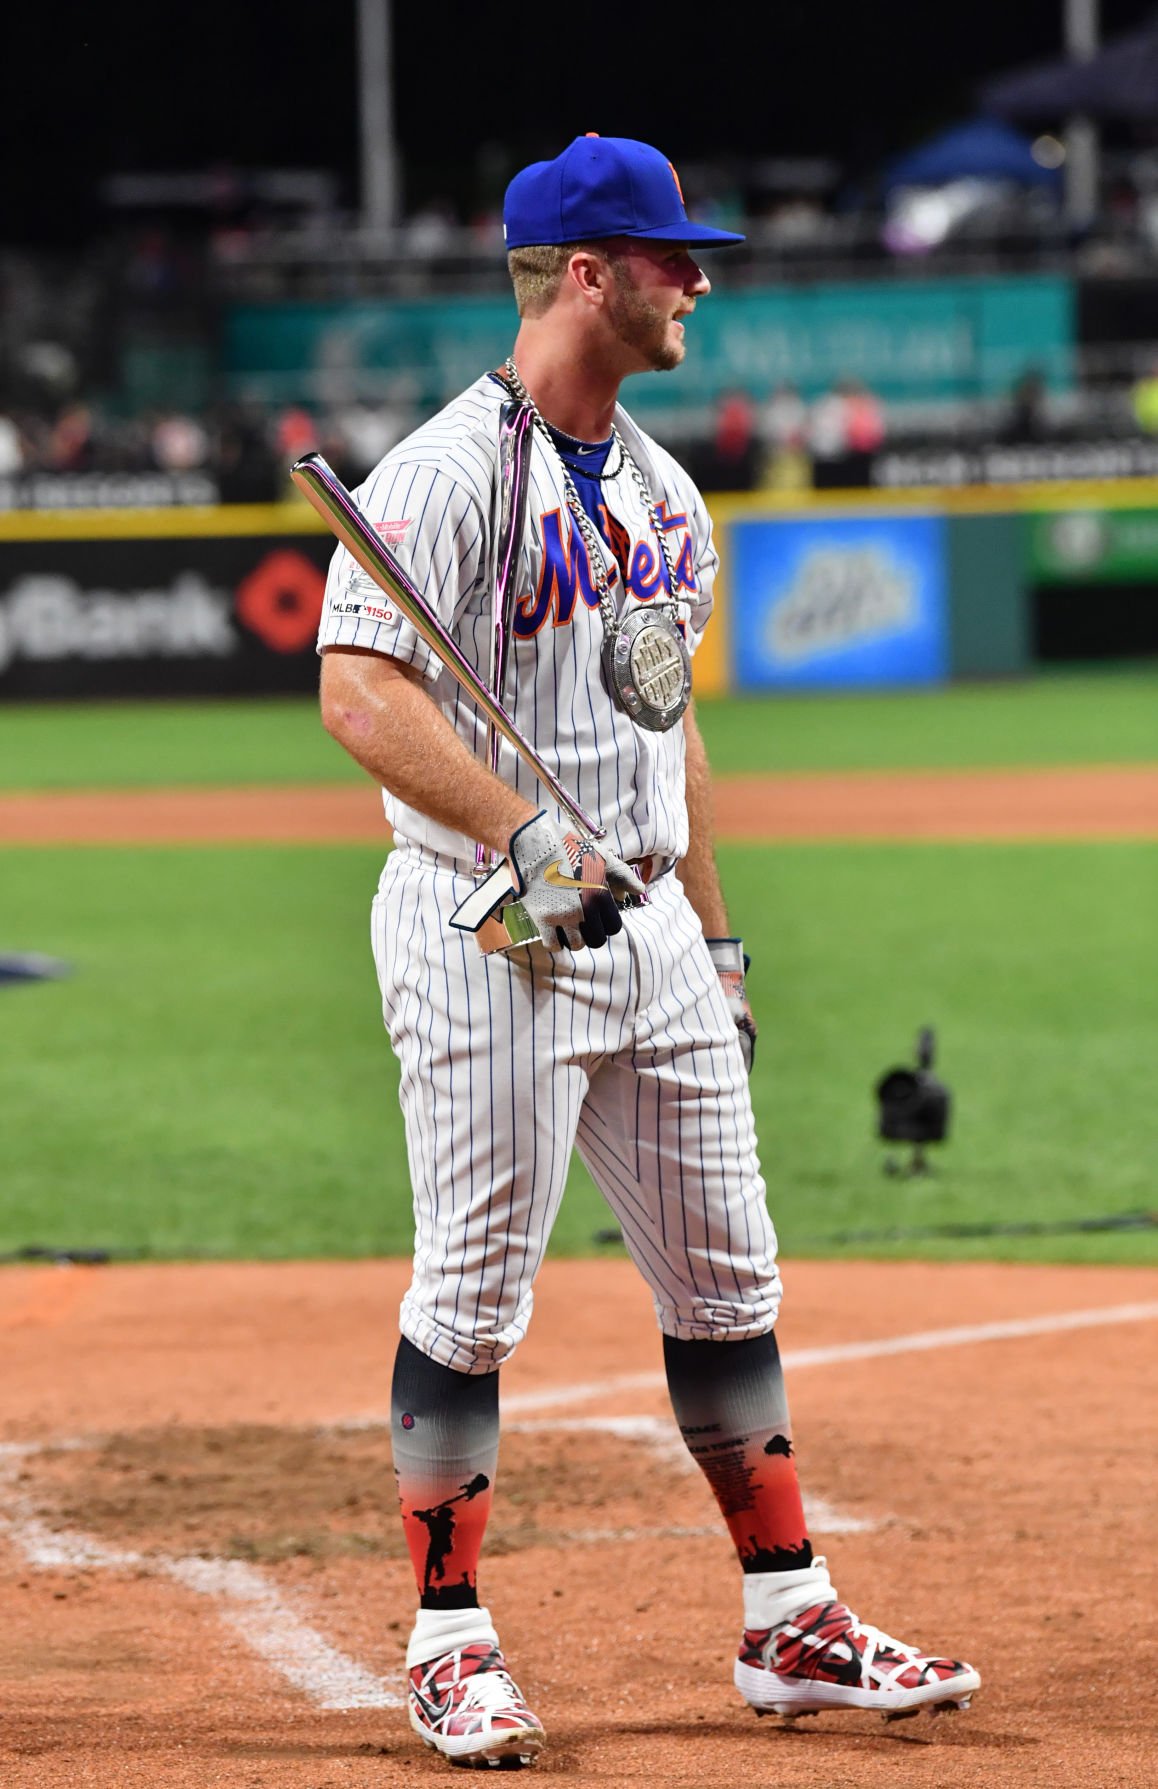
[707,937,757,1073]
[508,811,646,951]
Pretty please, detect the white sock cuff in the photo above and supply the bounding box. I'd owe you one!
[742,1555,834,1632]
[406,1604,500,1672]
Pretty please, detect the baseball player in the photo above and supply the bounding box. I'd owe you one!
[317,135,979,1770]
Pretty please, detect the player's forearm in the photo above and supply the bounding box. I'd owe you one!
[320,650,537,855]
[679,701,731,937]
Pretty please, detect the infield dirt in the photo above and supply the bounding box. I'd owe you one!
[1,1256,1155,1788]
[1,763,1156,843]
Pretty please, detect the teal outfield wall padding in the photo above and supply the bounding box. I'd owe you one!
[946,512,1030,677]
[224,274,1075,418]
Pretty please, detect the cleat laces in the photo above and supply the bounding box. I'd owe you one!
[453,1664,528,1719]
[791,1602,947,1690]
[833,1615,916,1683]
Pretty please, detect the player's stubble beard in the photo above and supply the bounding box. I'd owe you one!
[607,263,686,373]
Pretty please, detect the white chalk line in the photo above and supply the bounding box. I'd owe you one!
[499,1299,1158,1415]
[2,1299,1151,1711]
[0,1448,400,1711]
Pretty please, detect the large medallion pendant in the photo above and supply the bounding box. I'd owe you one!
[603,605,692,733]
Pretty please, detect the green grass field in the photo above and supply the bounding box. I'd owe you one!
[2,671,1155,1266]
[1,665,1155,789]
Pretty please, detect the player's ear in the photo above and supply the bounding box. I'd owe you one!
[566,248,613,306]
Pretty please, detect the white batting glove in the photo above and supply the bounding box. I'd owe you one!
[508,812,646,952]
[707,937,757,1073]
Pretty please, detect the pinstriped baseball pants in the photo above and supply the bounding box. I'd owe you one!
[372,851,782,1374]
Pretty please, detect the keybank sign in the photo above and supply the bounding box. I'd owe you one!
[0,533,333,698]
[0,573,235,671]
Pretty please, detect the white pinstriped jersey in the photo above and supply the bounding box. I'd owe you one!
[316,373,718,865]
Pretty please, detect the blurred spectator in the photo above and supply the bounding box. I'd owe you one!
[274,405,318,463]
[759,383,811,490]
[49,403,96,470]
[0,412,24,473]
[763,382,808,451]
[807,385,851,460]
[844,381,886,453]
[763,197,829,244]
[152,411,210,472]
[19,340,78,404]
[403,200,458,255]
[216,404,281,503]
[467,209,505,250]
[336,393,414,477]
[688,391,762,492]
[1002,369,1049,444]
[808,380,886,488]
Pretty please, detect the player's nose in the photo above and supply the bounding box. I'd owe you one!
[686,257,710,296]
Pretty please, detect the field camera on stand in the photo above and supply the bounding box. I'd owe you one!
[875,1026,951,1177]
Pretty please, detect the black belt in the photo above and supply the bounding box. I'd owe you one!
[401,845,676,883]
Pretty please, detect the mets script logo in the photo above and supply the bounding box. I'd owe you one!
[514,503,697,637]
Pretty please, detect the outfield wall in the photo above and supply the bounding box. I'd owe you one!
[1,481,1156,700]
[694,480,1158,696]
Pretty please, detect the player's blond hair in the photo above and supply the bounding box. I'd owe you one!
[507,242,627,317]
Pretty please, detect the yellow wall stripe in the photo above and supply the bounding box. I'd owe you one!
[0,502,329,542]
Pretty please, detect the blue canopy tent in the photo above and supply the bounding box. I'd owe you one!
[884,118,1062,193]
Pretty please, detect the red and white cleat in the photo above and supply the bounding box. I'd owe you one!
[736,1579,980,1722]
[409,1641,546,1769]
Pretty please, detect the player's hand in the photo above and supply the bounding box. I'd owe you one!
[508,812,645,951]
[707,938,757,1073]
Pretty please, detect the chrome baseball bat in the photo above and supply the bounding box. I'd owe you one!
[292,451,602,839]
[291,451,604,938]
[476,400,535,875]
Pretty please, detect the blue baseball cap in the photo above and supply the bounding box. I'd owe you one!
[503,135,745,249]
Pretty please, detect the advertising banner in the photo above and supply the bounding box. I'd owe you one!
[0,472,220,512]
[727,514,949,690]
[0,527,333,699]
[1030,506,1158,581]
[224,275,1074,417]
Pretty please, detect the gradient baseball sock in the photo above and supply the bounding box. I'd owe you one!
[391,1337,499,1634]
[663,1331,816,1614]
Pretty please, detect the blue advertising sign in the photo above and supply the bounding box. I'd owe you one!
[727,514,949,690]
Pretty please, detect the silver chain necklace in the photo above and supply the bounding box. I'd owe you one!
[499,358,692,732]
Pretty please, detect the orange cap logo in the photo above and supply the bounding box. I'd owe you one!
[668,161,684,202]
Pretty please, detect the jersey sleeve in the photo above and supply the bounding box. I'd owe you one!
[316,459,488,682]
